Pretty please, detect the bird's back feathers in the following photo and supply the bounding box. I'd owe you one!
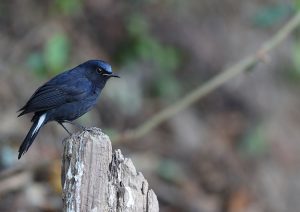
[18,74,92,116]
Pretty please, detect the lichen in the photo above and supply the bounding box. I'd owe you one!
[74,136,85,212]
[124,186,134,208]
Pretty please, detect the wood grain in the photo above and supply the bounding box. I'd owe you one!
[61,128,159,212]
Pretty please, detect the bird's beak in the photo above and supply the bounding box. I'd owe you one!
[109,73,120,78]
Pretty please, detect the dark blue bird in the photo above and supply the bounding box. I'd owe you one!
[18,60,119,159]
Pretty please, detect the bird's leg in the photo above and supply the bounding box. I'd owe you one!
[63,120,87,131]
[58,121,72,136]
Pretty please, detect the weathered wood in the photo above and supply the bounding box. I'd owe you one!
[61,127,159,212]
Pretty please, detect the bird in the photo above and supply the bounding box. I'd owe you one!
[17,60,119,159]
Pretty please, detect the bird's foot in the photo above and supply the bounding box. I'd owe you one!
[63,120,88,132]
[58,122,72,136]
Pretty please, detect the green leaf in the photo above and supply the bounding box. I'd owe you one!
[157,47,181,72]
[44,33,70,75]
[252,4,291,28]
[294,0,300,11]
[55,0,82,15]
[127,14,149,37]
[155,76,181,100]
[240,124,267,156]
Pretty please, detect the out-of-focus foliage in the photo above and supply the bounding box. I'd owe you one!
[116,13,182,100]
[252,4,292,27]
[44,33,70,74]
[105,76,143,115]
[157,159,185,184]
[295,0,300,10]
[1,1,300,211]
[26,53,45,77]
[240,124,267,157]
[54,0,82,15]
[290,38,300,80]
[123,14,181,72]
[27,32,70,77]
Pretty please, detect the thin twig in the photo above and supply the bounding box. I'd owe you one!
[112,12,300,143]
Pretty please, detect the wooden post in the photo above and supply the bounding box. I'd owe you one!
[61,127,159,212]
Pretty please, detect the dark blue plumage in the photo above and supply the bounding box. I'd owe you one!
[18,60,119,159]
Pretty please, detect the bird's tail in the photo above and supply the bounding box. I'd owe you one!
[18,113,47,159]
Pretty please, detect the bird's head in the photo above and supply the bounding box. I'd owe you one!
[81,60,120,88]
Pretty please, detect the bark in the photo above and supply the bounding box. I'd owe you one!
[61,127,159,212]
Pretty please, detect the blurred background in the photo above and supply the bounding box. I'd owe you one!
[1,0,300,211]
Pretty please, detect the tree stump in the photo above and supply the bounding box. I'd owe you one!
[61,127,159,212]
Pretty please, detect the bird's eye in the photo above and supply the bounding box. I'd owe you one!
[96,67,104,75]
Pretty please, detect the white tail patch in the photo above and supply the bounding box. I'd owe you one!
[32,113,46,136]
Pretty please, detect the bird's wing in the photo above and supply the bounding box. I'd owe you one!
[18,76,92,116]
